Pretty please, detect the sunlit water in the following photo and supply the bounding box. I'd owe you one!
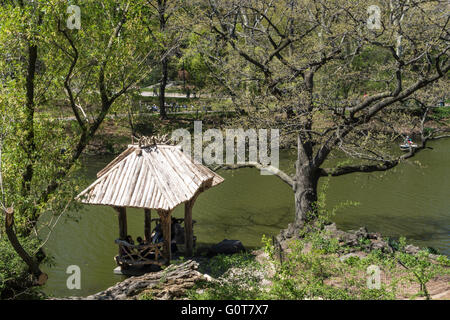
[40,139,450,297]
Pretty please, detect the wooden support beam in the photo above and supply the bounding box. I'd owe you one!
[184,200,194,257]
[114,206,127,256]
[184,191,201,257]
[144,209,151,242]
[116,207,128,240]
[158,209,172,265]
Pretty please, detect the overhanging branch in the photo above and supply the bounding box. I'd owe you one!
[213,162,294,188]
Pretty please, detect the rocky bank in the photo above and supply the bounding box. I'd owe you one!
[53,223,450,300]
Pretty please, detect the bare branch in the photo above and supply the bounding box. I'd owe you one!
[213,162,294,188]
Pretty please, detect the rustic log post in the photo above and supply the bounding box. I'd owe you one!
[158,210,171,265]
[116,207,127,240]
[144,209,151,242]
[4,207,48,285]
[184,190,202,257]
[114,206,127,256]
[184,200,194,257]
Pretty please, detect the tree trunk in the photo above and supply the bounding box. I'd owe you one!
[279,167,319,240]
[294,164,319,223]
[280,134,319,240]
[158,0,168,120]
[4,207,47,285]
[22,43,38,235]
[159,57,168,119]
[127,104,135,137]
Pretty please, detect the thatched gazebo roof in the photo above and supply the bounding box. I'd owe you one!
[76,144,224,211]
[76,141,224,266]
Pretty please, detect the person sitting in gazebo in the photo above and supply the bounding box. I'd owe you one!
[137,236,154,260]
[136,236,144,245]
[151,223,163,244]
[118,235,133,257]
[126,235,134,245]
[151,218,179,253]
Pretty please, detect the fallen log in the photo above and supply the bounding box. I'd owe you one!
[57,260,206,300]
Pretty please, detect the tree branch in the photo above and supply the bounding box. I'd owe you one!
[213,162,294,188]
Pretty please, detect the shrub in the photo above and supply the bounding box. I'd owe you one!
[395,250,450,299]
[188,253,265,300]
[0,236,44,299]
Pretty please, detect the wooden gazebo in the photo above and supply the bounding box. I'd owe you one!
[76,141,224,268]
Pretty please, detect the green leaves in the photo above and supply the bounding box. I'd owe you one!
[0,0,159,235]
[0,236,44,299]
[395,249,449,299]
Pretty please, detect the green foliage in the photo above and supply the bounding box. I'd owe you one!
[0,0,153,235]
[198,253,257,278]
[395,250,450,299]
[263,232,401,300]
[138,290,156,300]
[0,237,45,299]
[188,253,265,300]
[430,107,450,121]
[308,232,341,254]
[171,256,186,265]
[184,215,449,301]
[0,0,159,296]
[133,116,156,137]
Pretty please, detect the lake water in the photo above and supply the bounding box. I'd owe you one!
[41,139,450,297]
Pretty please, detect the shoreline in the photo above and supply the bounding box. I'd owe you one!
[51,223,450,300]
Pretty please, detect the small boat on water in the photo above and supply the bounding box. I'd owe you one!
[400,136,418,150]
[400,143,418,150]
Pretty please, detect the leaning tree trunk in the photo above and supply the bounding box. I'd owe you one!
[4,207,48,286]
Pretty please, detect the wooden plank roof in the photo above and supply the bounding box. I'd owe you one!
[76,144,224,211]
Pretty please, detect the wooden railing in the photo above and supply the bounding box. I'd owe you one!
[115,239,165,267]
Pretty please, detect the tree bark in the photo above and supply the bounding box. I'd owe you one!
[71,260,203,300]
[158,209,172,265]
[21,42,39,234]
[281,133,320,239]
[4,207,47,285]
[159,57,168,119]
[158,0,168,120]
[294,164,319,224]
